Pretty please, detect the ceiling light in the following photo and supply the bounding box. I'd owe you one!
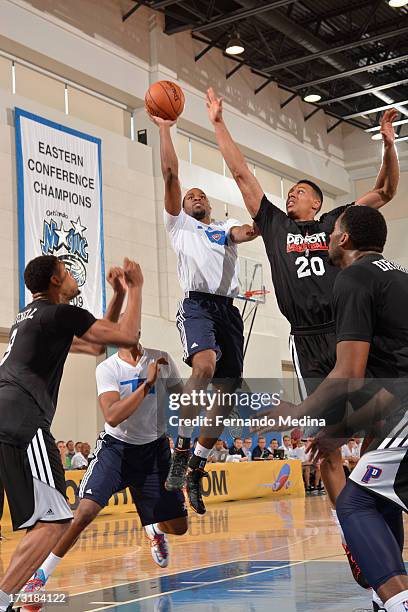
[389,0,408,7]
[225,33,244,56]
[371,133,383,140]
[303,93,322,103]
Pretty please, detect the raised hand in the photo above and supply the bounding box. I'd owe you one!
[123,258,143,289]
[206,87,224,124]
[380,108,398,148]
[146,108,177,129]
[107,267,126,293]
[146,357,168,386]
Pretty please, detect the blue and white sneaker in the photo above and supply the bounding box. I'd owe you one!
[145,524,169,568]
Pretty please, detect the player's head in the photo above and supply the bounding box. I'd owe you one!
[24,255,79,300]
[329,206,387,267]
[182,188,211,221]
[286,180,323,220]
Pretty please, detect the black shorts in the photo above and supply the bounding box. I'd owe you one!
[79,433,187,526]
[176,292,244,378]
[0,429,72,531]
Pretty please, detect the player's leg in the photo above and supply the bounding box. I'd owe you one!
[336,479,408,611]
[129,435,188,568]
[0,431,73,609]
[22,432,124,591]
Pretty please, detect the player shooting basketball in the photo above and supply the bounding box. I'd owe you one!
[207,87,399,591]
[147,110,259,515]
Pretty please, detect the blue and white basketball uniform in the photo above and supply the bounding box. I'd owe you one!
[165,209,244,378]
[79,348,187,525]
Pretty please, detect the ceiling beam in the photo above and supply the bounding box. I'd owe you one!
[293,53,408,90]
[261,26,408,73]
[188,0,299,34]
[321,78,408,106]
[343,99,408,119]
[366,118,408,132]
[122,1,143,21]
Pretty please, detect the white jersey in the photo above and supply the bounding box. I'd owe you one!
[96,347,181,445]
[164,209,242,297]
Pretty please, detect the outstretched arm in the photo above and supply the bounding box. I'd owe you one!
[356,109,399,209]
[147,113,182,216]
[71,267,127,356]
[230,223,260,244]
[207,88,263,218]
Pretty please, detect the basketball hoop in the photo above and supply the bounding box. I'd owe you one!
[244,289,270,300]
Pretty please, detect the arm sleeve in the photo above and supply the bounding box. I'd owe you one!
[96,362,120,396]
[253,194,287,237]
[333,268,375,343]
[51,305,96,338]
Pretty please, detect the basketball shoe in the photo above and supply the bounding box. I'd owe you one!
[145,524,169,568]
[20,569,47,611]
[165,449,190,491]
[186,467,207,515]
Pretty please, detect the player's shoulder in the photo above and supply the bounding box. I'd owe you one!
[96,353,118,374]
[319,202,354,224]
[142,346,170,361]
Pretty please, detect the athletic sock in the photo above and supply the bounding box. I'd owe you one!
[175,435,191,451]
[147,523,165,536]
[0,590,10,611]
[40,552,63,580]
[384,590,408,612]
[331,508,346,545]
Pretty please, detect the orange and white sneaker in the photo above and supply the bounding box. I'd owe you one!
[145,524,169,568]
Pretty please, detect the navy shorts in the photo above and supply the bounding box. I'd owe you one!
[79,433,187,526]
[176,292,244,378]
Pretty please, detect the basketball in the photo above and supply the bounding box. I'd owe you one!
[145,80,185,121]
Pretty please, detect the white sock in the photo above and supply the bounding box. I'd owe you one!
[146,523,165,537]
[0,590,10,611]
[331,508,346,545]
[385,590,408,612]
[373,591,384,607]
[178,425,194,438]
[41,552,63,580]
[194,442,211,459]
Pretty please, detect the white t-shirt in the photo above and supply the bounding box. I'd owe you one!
[164,209,242,297]
[288,446,307,462]
[96,347,182,445]
[71,452,88,469]
[342,444,360,460]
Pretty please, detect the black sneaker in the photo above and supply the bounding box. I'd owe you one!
[165,449,190,491]
[342,543,370,589]
[373,602,386,611]
[186,468,208,514]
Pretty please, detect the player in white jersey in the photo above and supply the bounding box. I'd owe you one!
[22,338,188,598]
[148,111,259,514]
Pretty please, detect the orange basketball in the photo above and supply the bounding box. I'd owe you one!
[145,80,185,121]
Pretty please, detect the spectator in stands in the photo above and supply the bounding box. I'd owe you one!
[222,440,229,450]
[229,437,248,461]
[279,435,292,458]
[304,438,323,493]
[288,437,314,492]
[168,436,175,454]
[74,442,82,454]
[242,437,252,459]
[342,439,359,476]
[353,436,363,457]
[208,439,228,463]
[268,438,279,453]
[82,442,91,466]
[56,440,68,469]
[66,440,75,467]
[252,436,272,461]
[71,443,88,469]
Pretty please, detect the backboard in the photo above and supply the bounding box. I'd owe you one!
[237,256,268,303]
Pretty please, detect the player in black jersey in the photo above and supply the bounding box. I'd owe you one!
[207,87,399,586]
[286,206,408,612]
[0,255,143,612]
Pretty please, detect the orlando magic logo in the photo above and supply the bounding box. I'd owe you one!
[41,216,88,287]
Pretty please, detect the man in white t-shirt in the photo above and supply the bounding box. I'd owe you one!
[29,339,188,587]
[148,111,258,515]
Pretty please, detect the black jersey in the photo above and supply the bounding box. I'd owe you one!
[254,195,353,329]
[0,300,95,447]
[333,254,408,383]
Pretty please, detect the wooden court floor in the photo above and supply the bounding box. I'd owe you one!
[1,495,407,611]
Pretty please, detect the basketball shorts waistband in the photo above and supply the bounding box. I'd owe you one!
[184,291,234,305]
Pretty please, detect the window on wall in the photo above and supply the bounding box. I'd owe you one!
[68,87,128,136]
[254,166,282,198]
[15,64,66,113]
[0,56,11,92]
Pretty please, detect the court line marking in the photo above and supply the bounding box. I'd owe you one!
[83,559,310,612]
